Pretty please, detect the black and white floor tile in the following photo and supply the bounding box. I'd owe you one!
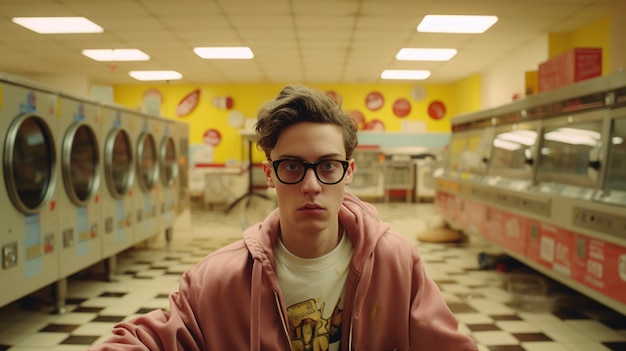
[1,197,625,351]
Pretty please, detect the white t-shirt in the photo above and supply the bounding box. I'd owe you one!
[275,233,353,351]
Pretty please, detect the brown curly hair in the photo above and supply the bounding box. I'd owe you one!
[255,85,358,159]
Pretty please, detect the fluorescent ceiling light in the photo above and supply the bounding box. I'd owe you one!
[396,48,457,61]
[82,49,150,61]
[129,70,182,81]
[12,17,103,34]
[417,15,498,34]
[193,47,254,59]
[381,70,431,80]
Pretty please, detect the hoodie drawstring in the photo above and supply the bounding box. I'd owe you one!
[250,260,262,351]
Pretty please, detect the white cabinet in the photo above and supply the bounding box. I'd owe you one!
[383,155,415,202]
[348,148,385,201]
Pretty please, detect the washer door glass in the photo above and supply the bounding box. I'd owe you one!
[104,129,134,198]
[4,115,56,214]
[160,136,178,187]
[137,132,158,191]
[63,123,100,205]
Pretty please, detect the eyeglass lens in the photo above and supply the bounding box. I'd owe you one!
[274,160,347,184]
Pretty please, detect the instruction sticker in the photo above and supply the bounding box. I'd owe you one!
[24,214,43,279]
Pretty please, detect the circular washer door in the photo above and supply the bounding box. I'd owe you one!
[62,123,100,205]
[104,128,134,198]
[3,114,57,214]
[160,136,178,187]
[137,132,158,192]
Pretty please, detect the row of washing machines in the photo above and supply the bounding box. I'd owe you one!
[434,70,626,315]
[0,73,189,311]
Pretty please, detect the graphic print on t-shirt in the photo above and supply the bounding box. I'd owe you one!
[287,298,342,351]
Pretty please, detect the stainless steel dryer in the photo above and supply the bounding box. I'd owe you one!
[56,95,102,289]
[0,74,60,308]
[133,113,161,245]
[100,105,135,267]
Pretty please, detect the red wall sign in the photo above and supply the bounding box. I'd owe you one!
[428,100,446,120]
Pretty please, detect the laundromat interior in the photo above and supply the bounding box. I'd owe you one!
[1,0,626,350]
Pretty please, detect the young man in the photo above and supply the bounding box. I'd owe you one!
[88,85,478,351]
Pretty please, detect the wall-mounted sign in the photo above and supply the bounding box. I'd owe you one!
[366,119,385,131]
[176,89,200,117]
[392,98,411,118]
[227,110,245,128]
[411,85,427,102]
[347,110,365,130]
[325,90,342,105]
[203,128,222,146]
[427,100,446,120]
[212,96,234,110]
[143,89,163,115]
[365,91,384,111]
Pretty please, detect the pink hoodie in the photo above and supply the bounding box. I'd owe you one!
[88,192,478,350]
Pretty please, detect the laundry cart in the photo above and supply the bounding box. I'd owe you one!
[383,155,415,202]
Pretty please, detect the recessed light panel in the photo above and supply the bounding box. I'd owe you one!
[12,17,103,34]
[381,70,431,80]
[129,70,182,81]
[82,49,150,61]
[396,48,458,61]
[417,15,498,34]
[193,47,254,59]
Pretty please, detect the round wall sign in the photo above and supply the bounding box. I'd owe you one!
[427,100,446,120]
[365,91,384,111]
[366,119,385,131]
[411,85,427,102]
[347,110,365,130]
[227,110,245,128]
[203,129,222,146]
[325,90,342,105]
[392,98,411,118]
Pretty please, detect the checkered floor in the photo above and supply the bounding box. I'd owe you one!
[1,197,626,351]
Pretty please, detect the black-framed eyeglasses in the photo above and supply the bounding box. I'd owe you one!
[270,159,350,185]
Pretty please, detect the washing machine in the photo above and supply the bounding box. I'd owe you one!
[133,112,161,245]
[174,120,190,215]
[156,117,179,244]
[100,105,136,264]
[56,95,102,284]
[0,74,60,308]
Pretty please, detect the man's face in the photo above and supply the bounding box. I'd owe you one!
[263,122,354,236]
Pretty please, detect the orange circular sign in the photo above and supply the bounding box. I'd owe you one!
[427,100,446,120]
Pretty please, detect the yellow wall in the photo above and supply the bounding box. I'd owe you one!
[548,15,611,75]
[113,81,483,164]
[448,74,482,117]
